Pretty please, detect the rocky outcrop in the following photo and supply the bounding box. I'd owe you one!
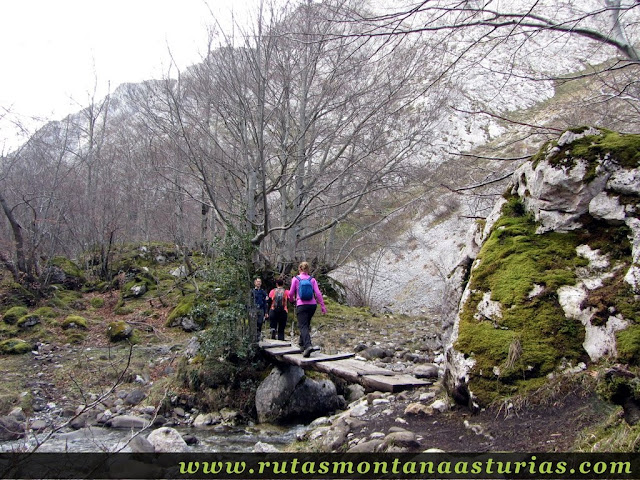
[255,365,344,424]
[446,127,640,406]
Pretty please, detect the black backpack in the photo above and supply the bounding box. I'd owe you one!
[273,288,286,312]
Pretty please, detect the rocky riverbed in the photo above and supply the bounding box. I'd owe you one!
[0,302,612,453]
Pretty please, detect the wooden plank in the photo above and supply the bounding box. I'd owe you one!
[259,343,430,393]
[360,374,431,393]
[263,346,302,356]
[292,352,355,364]
[259,340,292,349]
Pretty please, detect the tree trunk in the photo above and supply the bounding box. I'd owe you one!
[0,190,32,282]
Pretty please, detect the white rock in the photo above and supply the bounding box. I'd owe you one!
[607,167,640,195]
[558,285,629,361]
[430,399,449,413]
[589,192,626,223]
[576,244,610,270]
[348,403,369,418]
[253,441,280,453]
[147,427,188,452]
[527,284,545,299]
[474,291,502,321]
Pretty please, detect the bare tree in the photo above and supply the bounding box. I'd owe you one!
[130,0,445,272]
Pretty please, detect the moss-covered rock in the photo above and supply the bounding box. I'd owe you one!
[17,314,41,329]
[0,338,32,355]
[107,321,134,342]
[449,128,640,407]
[47,289,83,309]
[166,296,195,327]
[454,203,588,403]
[0,282,36,308]
[45,257,85,289]
[61,315,88,330]
[2,307,28,325]
[33,307,57,319]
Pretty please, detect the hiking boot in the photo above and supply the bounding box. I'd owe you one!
[303,347,313,358]
[270,329,276,340]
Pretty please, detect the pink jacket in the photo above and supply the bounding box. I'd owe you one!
[288,273,326,313]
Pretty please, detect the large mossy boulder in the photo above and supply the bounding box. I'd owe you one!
[446,127,640,407]
[43,257,85,289]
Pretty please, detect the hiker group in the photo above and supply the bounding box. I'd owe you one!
[252,262,326,358]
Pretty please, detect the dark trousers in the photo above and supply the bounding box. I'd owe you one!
[296,304,316,349]
[269,310,288,340]
[255,310,266,341]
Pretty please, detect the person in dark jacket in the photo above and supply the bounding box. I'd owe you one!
[252,277,269,341]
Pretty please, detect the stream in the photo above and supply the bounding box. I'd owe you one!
[0,423,307,453]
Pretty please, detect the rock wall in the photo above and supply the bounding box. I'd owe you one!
[445,127,640,406]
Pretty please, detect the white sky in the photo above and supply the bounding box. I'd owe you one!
[0,0,253,150]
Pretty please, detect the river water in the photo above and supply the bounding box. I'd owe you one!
[0,424,307,453]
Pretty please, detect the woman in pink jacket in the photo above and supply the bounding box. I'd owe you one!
[288,262,326,357]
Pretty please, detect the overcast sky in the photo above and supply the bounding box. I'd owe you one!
[0,0,253,149]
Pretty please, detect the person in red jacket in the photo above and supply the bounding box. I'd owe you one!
[268,277,289,341]
[288,262,326,357]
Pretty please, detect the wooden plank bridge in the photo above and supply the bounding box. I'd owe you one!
[259,340,431,393]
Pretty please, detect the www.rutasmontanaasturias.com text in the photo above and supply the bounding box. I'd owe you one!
[177,456,632,477]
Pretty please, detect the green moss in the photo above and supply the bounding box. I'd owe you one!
[33,307,57,319]
[0,282,36,307]
[47,289,82,309]
[470,204,587,307]
[0,338,32,355]
[541,128,640,183]
[107,321,134,342]
[65,332,87,344]
[90,297,105,308]
[616,326,640,365]
[0,322,18,340]
[456,200,588,405]
[61,315,88,329]
[17,314,41,328]
[2,307,28,325]
[167,296,195,326]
